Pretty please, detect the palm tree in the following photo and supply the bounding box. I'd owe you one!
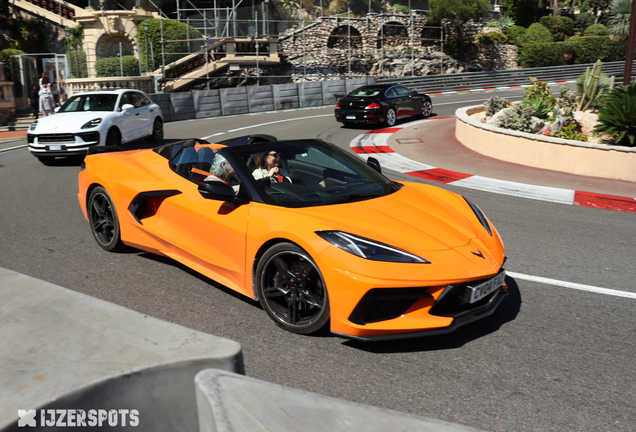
[607,0,632,41]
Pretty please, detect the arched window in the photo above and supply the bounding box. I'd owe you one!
[327,26,363,50]
[377,22,409,49]
[421,27,441,47]
[96,33,135,60]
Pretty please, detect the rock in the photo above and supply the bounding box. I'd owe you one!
[550,114,564,133]
[574,110,599,136]
[490,107,510,127]
[529,117,545,134]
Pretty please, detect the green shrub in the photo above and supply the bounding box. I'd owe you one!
[500,0,537,27]
[594,83,636,146]
[584,23,609,36]
[574,13,596,31]
[518,42,571,68]
[498,16,516,32]
[558,83,577,126]
[67,50,88,78]
[498,103,535,133]
[539,16,575,41]
[554,123,588,141]
[523,94,555,120]
[0,48,25,82]
[475,31,509,44]
[568,36,626,64]
[487,21,500,27]
[137,19,203,71]
[505,25,527,46]
[519,23,554,45]
[393,3,410,13]
[525,77,557,106]
[484,95,512,116]
[95,56,140,77]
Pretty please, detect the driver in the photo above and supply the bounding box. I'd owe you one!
[209,153,241,194]
[252,150,292,183]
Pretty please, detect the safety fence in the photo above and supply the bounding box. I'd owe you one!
[146,76,376,122]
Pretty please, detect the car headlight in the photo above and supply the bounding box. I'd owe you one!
[29,121,38,131]
[316,231,430,263]
[464,197,492,236]
[82,118,102,129]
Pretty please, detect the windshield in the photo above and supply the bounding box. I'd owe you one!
[346,86,384,98]
[228,139,399,207]
[59,94,118,112]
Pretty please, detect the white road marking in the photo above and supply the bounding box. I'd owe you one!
[508,271,636,299]
[0,144,28,153]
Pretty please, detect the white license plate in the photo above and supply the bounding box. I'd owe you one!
[465,270,506,304]
[48,145,62,151]
[346,115,356,120]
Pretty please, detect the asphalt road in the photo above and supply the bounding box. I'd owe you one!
[1,89,634,431]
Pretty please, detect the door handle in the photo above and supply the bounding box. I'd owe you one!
[135,113,140,116]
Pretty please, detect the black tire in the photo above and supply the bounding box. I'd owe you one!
[88,186,124,252]
[106,128,121,147]
[36,155,55,165]
[384,107,397,127]
[256,243,330,334]
[422,99,433,118]
[151,118,163,143]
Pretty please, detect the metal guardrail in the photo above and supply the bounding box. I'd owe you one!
[377,61,636,93]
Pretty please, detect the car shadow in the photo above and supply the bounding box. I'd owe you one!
[341,112,439,131]
[341,275,522,353]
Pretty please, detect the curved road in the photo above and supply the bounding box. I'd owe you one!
[1,89,634,431]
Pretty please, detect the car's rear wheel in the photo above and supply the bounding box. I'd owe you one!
[256,243,330,334]
[106,128,121,147]
[384,107,397,127]
[151,118,163,143]
[422,99,433,117]
[88,186,124,252]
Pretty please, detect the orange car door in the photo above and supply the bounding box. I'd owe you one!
[153,169,251,296]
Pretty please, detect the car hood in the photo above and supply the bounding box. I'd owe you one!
[31,111,113,133]
[290,183,481,252]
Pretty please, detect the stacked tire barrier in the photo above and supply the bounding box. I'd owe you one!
[148,77,376,122]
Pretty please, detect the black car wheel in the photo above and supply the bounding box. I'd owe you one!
[256,243,330,334]
[384,107,397,127]
[88,186,124,252]
[151,118,163,143]
[422,99,433,118]
[106,128,121,147]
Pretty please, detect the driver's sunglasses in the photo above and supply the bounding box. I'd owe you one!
[268,152,280,158]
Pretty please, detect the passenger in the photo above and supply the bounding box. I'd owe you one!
[252,151,291,183]
[209,152,241,193]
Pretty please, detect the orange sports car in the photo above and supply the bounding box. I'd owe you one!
[78,135,507,341]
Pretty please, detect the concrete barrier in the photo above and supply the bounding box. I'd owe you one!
[455,105,636,182]
[321,79,346,105]
[248,85,275,113]
[298,82,324,107]
[220,87,250,116]
[195,370,485,432]
[272,83,300,110]
[193,90,223,118]
[0,267,243,432]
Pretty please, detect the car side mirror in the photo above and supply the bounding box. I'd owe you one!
[53,106,60,113]
[411,90,419,96]
[198,180,248,204]
[367,157,382,173]
[121,104,135,111]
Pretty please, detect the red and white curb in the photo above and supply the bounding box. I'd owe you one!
[426,80,575,96]
[350,118,636,213]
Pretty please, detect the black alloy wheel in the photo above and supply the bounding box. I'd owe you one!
[256,243,330,334]
[88,186,124,252]
[384,107,397,127]
[106,128,121,147]
[422,99,433,117]
[151,118,163,143]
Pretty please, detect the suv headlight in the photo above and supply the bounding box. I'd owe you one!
[316,231,430,263]
[82,118,102,129]
[29,120,38,131]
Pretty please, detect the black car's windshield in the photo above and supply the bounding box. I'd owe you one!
[59,94,118,112]
[346,86,384,98]
[228,139,399,207]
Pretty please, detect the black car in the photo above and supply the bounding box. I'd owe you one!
[334,84,433,127]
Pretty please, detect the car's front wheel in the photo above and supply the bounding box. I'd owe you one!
[151,118,163,143]
[88,186,124,252]
[106,128,121,147]
[384,107,397,127]
[256,243,330,334]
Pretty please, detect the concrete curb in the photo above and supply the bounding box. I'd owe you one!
[349,118,636,213]
[195,369,485,432]
[0,267,243,432]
